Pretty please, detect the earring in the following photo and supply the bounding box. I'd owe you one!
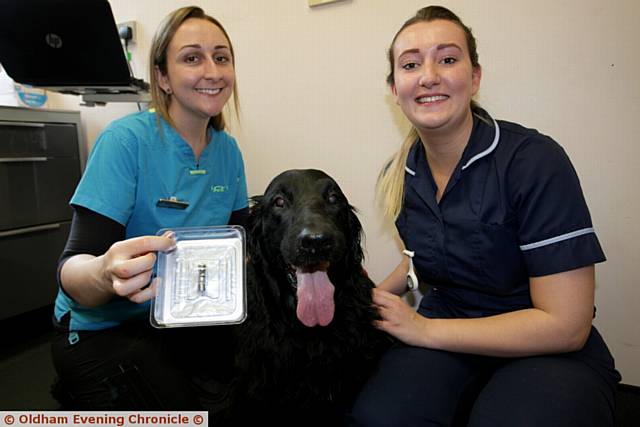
[165,88,172,95]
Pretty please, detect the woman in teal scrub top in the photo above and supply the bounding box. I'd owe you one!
[51,6,247,409]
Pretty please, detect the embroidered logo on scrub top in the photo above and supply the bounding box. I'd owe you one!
[211,185,229,193]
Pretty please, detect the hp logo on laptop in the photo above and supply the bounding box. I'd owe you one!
[45,33,63,49]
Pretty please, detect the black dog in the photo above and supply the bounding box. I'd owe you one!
[228,169,390,425]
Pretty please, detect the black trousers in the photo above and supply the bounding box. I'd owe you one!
[347,327,620,427]
[51,319,235,410]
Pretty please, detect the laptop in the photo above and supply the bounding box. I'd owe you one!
[0,0,148,95]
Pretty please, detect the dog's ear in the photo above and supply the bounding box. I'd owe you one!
[346,204,365,267]
[247,195,265,259]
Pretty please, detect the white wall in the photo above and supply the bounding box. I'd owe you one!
[48,0,640,385]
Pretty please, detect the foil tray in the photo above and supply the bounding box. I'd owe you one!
[151,226,246,328]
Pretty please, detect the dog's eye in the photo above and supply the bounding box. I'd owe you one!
[327,194,338,204]
[273,196,286,208]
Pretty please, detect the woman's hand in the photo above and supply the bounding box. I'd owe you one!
[373,288,428,346]
[61,232,176,307]
[101,232,176,303]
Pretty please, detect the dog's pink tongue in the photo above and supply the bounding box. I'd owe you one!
[295,270,335,327]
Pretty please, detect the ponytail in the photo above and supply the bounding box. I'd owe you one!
[376,127,418,221]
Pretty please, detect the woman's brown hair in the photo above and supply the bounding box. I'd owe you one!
[149,6,240,131]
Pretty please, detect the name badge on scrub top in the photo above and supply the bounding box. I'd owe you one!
[157,197,189,210]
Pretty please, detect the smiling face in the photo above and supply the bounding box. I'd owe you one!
[156,18,235,125]
[391,19,481,138]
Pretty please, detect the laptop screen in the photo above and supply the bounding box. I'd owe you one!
[0,0,135,89]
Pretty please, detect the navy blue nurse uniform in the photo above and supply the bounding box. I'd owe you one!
[397,113,605,318]
[349,112,621,427]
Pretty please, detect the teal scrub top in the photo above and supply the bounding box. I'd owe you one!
[54,110,248,331]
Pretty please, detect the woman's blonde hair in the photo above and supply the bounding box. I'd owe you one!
[149,6,240,131]
[377,6,480,221]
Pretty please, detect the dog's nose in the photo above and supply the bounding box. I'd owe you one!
[298,230,332,254]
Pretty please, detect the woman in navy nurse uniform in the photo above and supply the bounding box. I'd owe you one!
[348,6,620,427]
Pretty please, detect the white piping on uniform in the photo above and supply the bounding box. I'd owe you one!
[461,117,500,170]
[405,166,416,176]
[519,227,595,251]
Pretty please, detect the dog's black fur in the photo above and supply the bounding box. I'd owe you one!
[228,169,390,425]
